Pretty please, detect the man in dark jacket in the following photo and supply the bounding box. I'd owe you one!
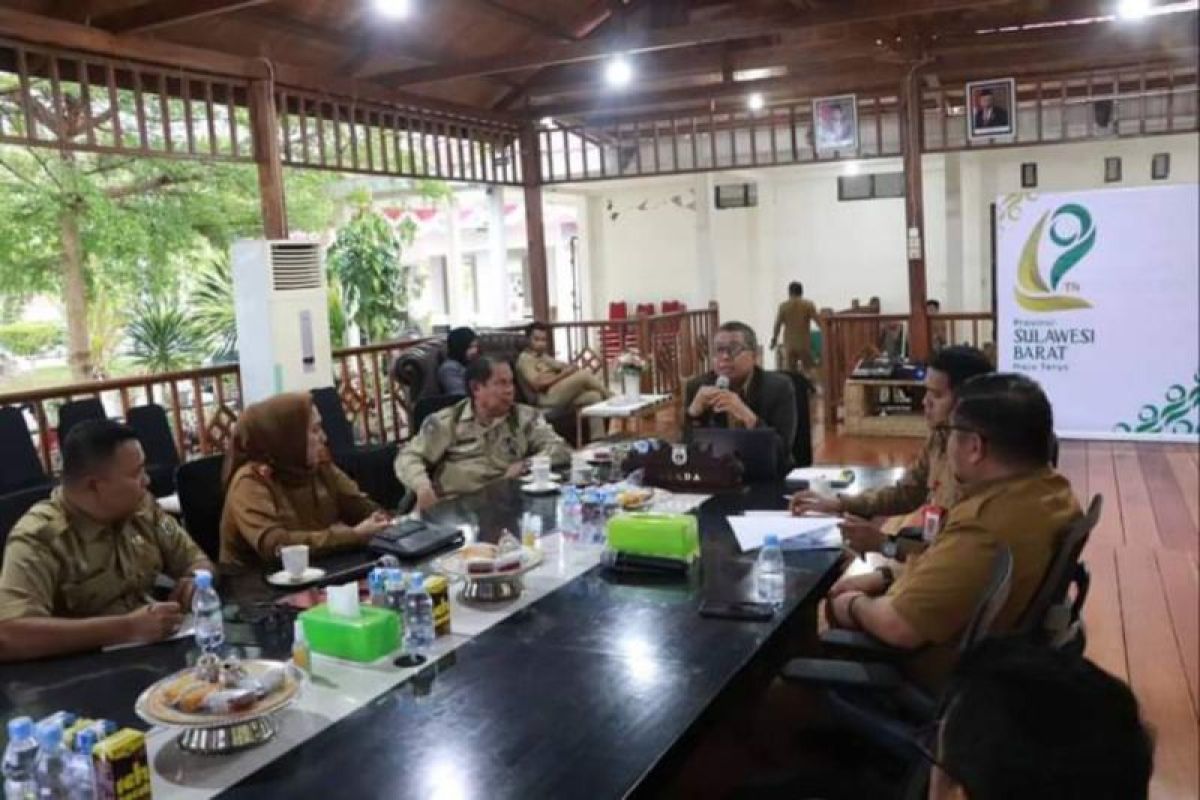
[684,321,797,474]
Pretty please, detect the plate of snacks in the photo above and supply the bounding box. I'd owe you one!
[434,540,543,580]
[135,655,304,729]
[615,486,657,511]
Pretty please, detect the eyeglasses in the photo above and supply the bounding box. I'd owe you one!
[713,344,749,358]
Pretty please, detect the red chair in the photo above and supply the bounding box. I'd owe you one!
[603,302,629,360]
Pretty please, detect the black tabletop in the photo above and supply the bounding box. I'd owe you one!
[0,470,897,798]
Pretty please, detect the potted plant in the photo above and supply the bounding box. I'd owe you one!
[616,350,646,399]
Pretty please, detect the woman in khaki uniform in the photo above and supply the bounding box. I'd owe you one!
[219,393,391,568]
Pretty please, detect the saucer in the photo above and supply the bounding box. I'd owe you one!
[266,567,326,587]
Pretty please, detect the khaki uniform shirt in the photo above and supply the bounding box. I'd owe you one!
[841,429,958,523]
[0,490,208,622]
[886,467,1080,690]
[773,298,819,353]
[396,399,570,497]
[220,463,380,568]
[516,351,566,389]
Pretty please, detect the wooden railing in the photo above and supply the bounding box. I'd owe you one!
[819,310,995,428]
[0,306,720,476]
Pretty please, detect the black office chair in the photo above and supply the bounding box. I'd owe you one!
[56,398,106,444]
[310,387,406,511]
[785,372,814,468]
[413,393,465,433]
[175,454,226,562]
[779,546,1014,763]
[126,404,181,498]
[0,483,55,567]
[0,406,52,494]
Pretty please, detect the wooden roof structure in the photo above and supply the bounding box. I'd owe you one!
[0,0,1194,124]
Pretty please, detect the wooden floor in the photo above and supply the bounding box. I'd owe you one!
[812,430,1200,800]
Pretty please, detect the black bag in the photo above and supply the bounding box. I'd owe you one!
[369,519,464,560]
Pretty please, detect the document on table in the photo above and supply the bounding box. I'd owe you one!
[728,514,842,552]
[103,615,195,652]
[786,467,851,483]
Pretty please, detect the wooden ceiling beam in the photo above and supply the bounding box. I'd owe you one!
[455,0,576,42]
[369,0,1023,85]
[91,0,275,35]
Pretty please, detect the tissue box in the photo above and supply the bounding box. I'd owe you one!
[299,603,400,663]
[605,513,699,561]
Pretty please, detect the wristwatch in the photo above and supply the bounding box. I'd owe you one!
[881,537,899,560]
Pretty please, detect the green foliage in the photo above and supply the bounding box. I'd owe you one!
[192,250,238,360]
[0,321,63,356]
[326,199,413,344]
[126,298,207,373]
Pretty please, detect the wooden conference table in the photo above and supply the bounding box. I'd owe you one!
[0,467,900,799]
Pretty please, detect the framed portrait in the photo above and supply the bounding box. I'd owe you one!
[966,77,1017,140]
[812,94,858,154]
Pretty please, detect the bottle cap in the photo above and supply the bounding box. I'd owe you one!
[6,716,32,740]
[75,729,98,755]
[764,534,781,547]
[35,721,62,749]
[409,571,425,587]
[193,569,212,589]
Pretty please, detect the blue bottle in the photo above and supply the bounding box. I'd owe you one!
[3,717,39,800]
[32,722,69,800]
[191,569,225,654]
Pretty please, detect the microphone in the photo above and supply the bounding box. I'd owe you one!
[713,375,731,427]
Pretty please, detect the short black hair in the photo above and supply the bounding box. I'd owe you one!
[926,298,941,310]
[717,321,758,353]
[930,345,993,392]
[61,419,140,484]
[788,282,804,297]
[525,321,550,339]
[940,638,1152,800]
[465,356,510,396]
[952,373,1054,466]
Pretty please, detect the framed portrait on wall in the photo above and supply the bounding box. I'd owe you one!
[966,77,1017,140]
[812,94,858,153]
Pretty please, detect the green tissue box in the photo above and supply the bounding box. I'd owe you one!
[299,603,400,663]
[606,513,699,561]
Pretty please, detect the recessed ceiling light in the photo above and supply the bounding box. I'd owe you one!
[605,55,633,88]
[1118,0,1152,18]
[746,93,764,111]
[374,0,411,19]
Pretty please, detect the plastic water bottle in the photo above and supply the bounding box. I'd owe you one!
[756,534,786,606]
[66,730,96,800]
[560,487,582,542]
[402,572,436,659]
[32,722,68,800]
[191,569,224,654]
[3,717,39,800]
[368,569,388,608]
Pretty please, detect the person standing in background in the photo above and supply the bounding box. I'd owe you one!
[770,282,820,375]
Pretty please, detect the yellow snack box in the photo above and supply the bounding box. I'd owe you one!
[93,729,151,800]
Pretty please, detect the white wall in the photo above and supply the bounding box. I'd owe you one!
[569,131,1198,346]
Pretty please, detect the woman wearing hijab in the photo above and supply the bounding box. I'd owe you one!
[438,327,479,396]
[219,393,392,567]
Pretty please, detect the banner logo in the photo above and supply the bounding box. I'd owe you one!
[1015,203,1095,312]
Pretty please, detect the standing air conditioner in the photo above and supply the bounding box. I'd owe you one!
[231,239,332,404]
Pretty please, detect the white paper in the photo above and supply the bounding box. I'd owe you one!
[728,514,842,552]
[103,615,195,652]
[785,467,849,483]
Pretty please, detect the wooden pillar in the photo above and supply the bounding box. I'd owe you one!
[900,66,930,360]
[249,79,287,239]
[519,123,551,321]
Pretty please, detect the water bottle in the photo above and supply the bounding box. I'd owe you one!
[402,572,436,659]
[755,534,786,606]
[32,722,68,800]
[560,487,582,542]
[66,730,96,800]
[368,569,388,608]
[3,717,39,800]
[191,569,224,654]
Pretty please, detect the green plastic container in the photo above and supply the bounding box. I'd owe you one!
[605,513,699,561]
[299,603,400,663]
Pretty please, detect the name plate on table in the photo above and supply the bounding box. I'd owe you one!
[622,442,743,493]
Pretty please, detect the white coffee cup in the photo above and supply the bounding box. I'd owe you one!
[281,545,310,579]
[531,455,552,486]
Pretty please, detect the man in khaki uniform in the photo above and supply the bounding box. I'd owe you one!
[769,282,820,374]
[791,345,994,560]
[0,420,212,662]
[517,321,611,412]
[397,356,571,511]
[823,373,1080,691]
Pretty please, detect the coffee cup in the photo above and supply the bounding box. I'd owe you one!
[281,545,310,579]
[531,455,552,485]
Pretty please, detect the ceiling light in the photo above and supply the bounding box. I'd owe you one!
[746,93,764,111]
[374,0,411,19]
[540,116,555,128]
[844,161,861,176]
[1118,0,1152,18]
[605,55,633,89]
